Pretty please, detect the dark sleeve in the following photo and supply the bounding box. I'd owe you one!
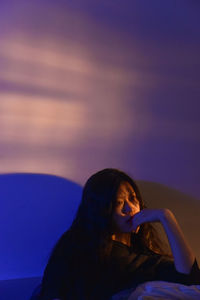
[154,257,200,285]
[110,245,200,291]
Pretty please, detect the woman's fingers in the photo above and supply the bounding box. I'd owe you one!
[132,208,164,229]
[131,212,141,230]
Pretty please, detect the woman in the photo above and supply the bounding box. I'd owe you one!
[37,168,200,300]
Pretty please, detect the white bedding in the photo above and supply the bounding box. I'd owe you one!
[112,281,200,300]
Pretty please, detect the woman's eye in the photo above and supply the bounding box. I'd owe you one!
[130,195,136,202]
[130,196,139,205]
[116,200,124,206]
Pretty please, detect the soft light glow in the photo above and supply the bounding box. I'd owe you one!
[0,28,149,181]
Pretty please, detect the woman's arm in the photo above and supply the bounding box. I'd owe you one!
[159,208,195,274]
[132,208,196,274]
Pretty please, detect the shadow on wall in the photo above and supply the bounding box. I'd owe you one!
[0,173,82,281]
[137,180,200,264]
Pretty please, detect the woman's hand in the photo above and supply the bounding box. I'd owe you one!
[131,208,165,231]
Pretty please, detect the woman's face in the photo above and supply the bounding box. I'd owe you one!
[112,181,140,233]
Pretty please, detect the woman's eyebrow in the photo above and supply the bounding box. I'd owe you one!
[117,194,126,199]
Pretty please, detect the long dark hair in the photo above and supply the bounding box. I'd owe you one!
[44,168,172,298]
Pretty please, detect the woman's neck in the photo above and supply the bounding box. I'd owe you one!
[112,233,131,247]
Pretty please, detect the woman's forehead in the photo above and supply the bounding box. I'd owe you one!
[117,181,136,196]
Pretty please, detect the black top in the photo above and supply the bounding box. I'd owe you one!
[38,240,200,300]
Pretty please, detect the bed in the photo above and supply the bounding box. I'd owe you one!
[28,281,200,300]
[112,280,200,300]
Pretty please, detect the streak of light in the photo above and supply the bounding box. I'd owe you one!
[0,94,87,146]
[0,36,153,92]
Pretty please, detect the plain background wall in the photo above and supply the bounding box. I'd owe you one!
[0,0,200,280]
